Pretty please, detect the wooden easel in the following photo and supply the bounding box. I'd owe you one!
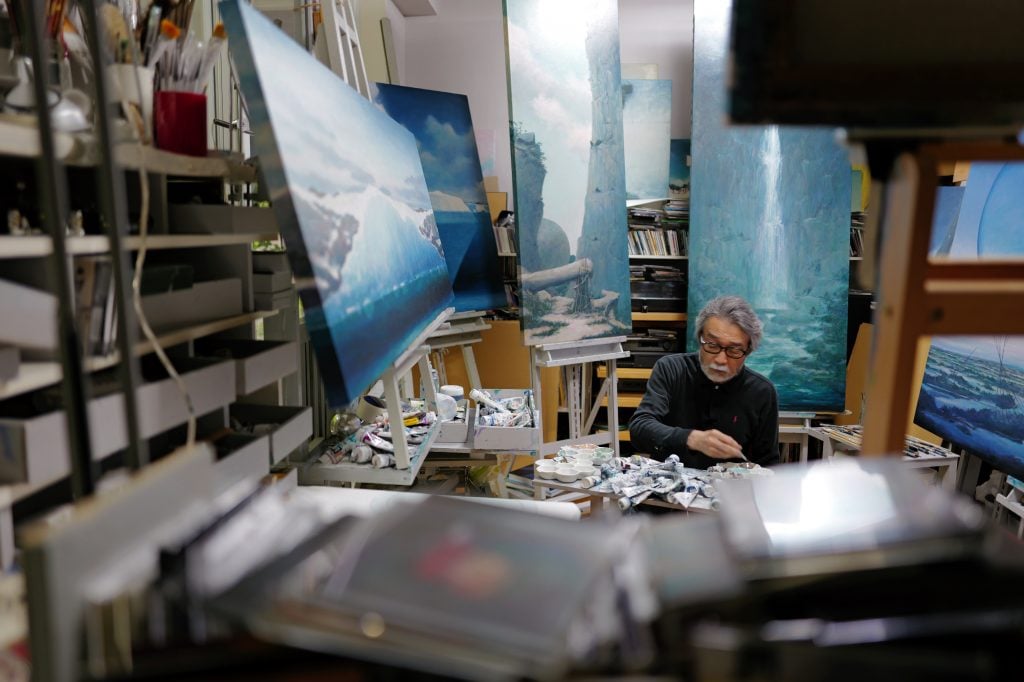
[859,141,1024,456]
[299,307,454,486]
[529,336,630,457]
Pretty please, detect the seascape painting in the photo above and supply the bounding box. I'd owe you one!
[372,83,507,312]
[503,0,632,345]
[915,162,1024,479]
[622,79,672,201]
[221,0,453,407]
[689,0,850,411]
[669,139,690,200]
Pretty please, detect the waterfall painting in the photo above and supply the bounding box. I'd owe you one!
[669,139,690,200]
[222,0,453,407]
[372,83,508,313]
[689,0,850,411]
[915,162,1024,479]
[503,0,632,345]
[622,79,672,202]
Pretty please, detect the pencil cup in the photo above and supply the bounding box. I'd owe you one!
[154,91,207,157]
[106,64,154,139]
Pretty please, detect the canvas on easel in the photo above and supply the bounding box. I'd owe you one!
[503,0,632,345]
[689,0,850,412]
[222,0,453,407]
[371,83,508,313]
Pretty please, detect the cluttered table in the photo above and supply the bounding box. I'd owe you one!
[531,447,773,514]
[809,424,960,490]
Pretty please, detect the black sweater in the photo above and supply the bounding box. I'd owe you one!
[628,352,780,468]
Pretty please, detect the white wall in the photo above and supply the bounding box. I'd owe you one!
[401,0,695,198]
[357,0,408,84]
[619,0,694,139]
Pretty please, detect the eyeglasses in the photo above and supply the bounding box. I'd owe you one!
[699,337,749,359]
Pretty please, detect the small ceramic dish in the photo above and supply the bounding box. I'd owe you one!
[574,464,598,478]
[555,466,578,483]
[535,461,558,479]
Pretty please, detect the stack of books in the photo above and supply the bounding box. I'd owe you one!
[627,206,688,257]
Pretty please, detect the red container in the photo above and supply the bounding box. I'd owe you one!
[154,91,207,157]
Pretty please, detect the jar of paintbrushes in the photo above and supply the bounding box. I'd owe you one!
[148,16,225,156]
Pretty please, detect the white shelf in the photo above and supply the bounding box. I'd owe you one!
[0,114,85,162]
[0,233,277,259]
[497,251,517,257]
[628,254,687,260]
[299,420,442,486]
[0,362,61,401]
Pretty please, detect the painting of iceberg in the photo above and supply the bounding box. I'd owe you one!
[915,162,1024,479]
[503,0,632,344]
[372,83,507,312]
[622,79,672,201]
[222,0,453,407]
[689,0,850,411]
[669,139,690,200]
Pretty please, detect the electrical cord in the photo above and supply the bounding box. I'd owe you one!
[118,38,197,449]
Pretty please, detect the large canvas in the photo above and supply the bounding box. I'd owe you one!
[503,0,632,345]
[915,163,1024,479]
[669,138,690,200]
[689,0,850,411]
[372,83,507,313]
[221,0,453,407]
[622,79,672,201]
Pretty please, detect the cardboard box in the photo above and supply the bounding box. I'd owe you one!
[140,278,242,332]
[230,403,312,464]
[169,204,278,235]
[0,278,57,351]
[252,251,291,274]
[194,339,298,395]
[253,271,292,293]
[471,389,540,452]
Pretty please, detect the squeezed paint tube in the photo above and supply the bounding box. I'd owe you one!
[470,389,509,413]
[579,475,602,489]
[371,454,395,469]
[351,444,373,464]
[700,483,717,498]
[670,491,698,509]
[362,430,394,452]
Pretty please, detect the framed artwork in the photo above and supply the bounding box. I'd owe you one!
[622,79,672,202]
[915,162,1024,478]
[372,83,507,312]
[669,138,690,201]
[503,0,632,345]
[689,0,850,412]
[221,0,453,407]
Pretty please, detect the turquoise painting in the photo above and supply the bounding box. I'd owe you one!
[503,0,632,344]
[622,79,672,202]
[669,139,690,200]
[689,0,850,411]
[222,0,453,407]
[372,83,507,313]
[915,163,1024,479]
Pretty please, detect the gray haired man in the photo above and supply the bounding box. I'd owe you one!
[629,295,780,468]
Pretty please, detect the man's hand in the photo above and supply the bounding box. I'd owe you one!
[687,429,744,460]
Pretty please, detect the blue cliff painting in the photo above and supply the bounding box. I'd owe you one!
[503,0,632,344]
[689,0,850,411]
[915,162,1024,479]
[669,139,690,200]
[622,79,672,202]
[372,83,507,313]
[222,0,453,407]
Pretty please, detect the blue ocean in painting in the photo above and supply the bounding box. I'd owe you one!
[372,83,507,312]
[222,0,453,407]
[504,0,632,344]
[915,161,1024,479]
[669,139,690,200]
[622,79,672,201]
[689,0,849,412]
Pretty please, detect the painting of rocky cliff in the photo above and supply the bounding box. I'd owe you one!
[689,0,850,411]
[222,0,453,407]
[915,162,1024,479]
[503,0,632,345]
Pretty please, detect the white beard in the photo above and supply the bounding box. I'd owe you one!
[700,360,736,383]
